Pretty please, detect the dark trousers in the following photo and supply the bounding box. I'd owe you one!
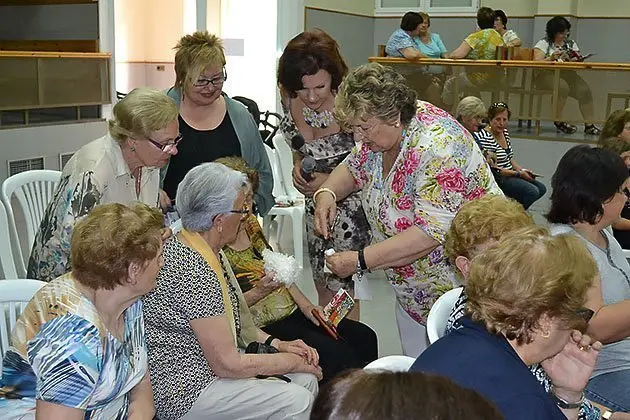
[262,309,378,383]
[496,175,547,210]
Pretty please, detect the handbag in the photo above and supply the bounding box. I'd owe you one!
[245,342,291,383]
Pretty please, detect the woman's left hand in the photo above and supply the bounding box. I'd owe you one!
[325,251,358,278]
[276,339,319,366]
[301,304,326,326]
[541,330,602,395]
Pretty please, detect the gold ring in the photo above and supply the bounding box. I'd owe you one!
[579,345,588,351]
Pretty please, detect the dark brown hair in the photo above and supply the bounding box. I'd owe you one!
[71,203,164,290]
[599,109,630,143]
[311,369,504,420]
[277,29,348,98]
[477,7,496,29]
[488,102,511,120]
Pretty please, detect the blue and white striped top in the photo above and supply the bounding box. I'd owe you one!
[473,128,514,170]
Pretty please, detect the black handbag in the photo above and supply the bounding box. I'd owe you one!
[245,342,291,383]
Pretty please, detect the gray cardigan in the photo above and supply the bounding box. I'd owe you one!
[164,88,274,216]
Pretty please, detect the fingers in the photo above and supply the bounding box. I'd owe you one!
[160,227,172,241]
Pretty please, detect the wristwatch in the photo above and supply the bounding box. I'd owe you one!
[550,388,584,409]
[602,409,614,419]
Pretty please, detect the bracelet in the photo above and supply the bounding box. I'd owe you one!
[550,388,584,410]
[264,336,277,346]
[515,170,521,178]
[358,248,370,272]
[314,188,337,203]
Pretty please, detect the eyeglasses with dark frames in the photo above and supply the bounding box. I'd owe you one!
[147,134,183,154]
[193,68,228,88]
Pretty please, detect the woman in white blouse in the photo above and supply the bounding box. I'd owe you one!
[493,10,521,47]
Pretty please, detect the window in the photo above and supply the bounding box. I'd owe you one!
[375,0,479,16]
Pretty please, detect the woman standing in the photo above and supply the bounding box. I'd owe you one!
[473,102,546,209]
[28,88,179,282]
[163,31,274,215]
[533,16,600,135]
[315,63,501,357]
[277,30,371,309]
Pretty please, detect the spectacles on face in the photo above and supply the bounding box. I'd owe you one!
[350,122,378,136]
[147,134,183,154]
[193,68,228,88]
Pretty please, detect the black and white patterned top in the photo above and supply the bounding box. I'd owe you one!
[473,128,514,170]
[445,287,600,420]
[142,236,241,420]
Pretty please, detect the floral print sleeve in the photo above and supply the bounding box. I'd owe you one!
[343,143,372,190]
[27,172,102,281]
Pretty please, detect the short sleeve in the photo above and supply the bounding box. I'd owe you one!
[570,40,580,52]
[434,34,447,53]
[464,32,479,49]
[386,30,417,56]
[342,143,371,190]
[167,242,226,321]
[534,39,549,55]
[503,30,519,44]
[27,315,101,410]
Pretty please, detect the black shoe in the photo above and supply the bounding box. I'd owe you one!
[585,124,601,135]
[554,121,577,134]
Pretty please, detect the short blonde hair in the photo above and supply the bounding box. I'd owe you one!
[467,226,597,345]
[444,195,534,265]
[71,203,164,290]
[108,88,178,143]
[334,63,417,130]
[455,96,486,120]
[174,31,226,92]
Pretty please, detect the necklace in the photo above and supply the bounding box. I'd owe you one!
[302,107,334,129]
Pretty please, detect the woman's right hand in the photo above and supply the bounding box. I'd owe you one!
[285,353,323,380]
[314,192,337,239]
[517,170,535,182]
[292,159,310,195]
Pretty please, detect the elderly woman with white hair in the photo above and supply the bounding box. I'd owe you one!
[142,162,321,420]
[28,87,180,282]
[455,96,486,135]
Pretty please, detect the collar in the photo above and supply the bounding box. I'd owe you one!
[458,316,526,366]
[106,134,134,178]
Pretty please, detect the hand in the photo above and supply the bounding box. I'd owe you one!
[517,170,534,182]
[158,189,172,211]
[286,353,323,380]
[302,304,326,326]
[258,273,283,294]
[541,330,602,398]
[160,227,172,241]
[276,339,320,366]
[292,159,310,195]
[325,251,358,279]
[314,192,337,239]
[292,168,328,197]
[551,49,564,61]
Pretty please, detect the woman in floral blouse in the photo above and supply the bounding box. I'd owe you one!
[314,62,502,357]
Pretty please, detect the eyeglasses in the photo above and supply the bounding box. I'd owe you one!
[350,122,378,136]
[147,134,183,154]
[193,68,228,88]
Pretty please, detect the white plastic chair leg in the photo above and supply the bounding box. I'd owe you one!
[291,207,304,269]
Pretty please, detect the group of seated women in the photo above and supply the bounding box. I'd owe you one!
[385,8,601,135]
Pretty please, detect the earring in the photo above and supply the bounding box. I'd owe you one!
[130,146,136,152]
[541,331,550,339]
[394,121,401,128]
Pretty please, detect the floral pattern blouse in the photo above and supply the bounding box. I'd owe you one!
[344,101,502,324]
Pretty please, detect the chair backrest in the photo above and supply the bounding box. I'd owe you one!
[378,44,386,57]
[426,287,464,344]
[364,355,416,372]
[264,143,287,201]
[0,201,18,279]
[272,134,304,201]
[0,279,46,366]
[1,170,61,277]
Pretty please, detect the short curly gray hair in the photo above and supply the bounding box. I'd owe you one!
[455,96,486,121]
[176,162,248,232]
[334,63,417,130]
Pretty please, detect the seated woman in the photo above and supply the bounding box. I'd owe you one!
[311,370,502,420]
[28,88,179,281]
[473,102,546,209]
[455,96,486,136]
[442,7,504,106]
[599,109,630,144]
[385,11,425,59]
[599,138,630,250]
[547,145,630,413]
[533,16,600,135]
[444,195,609,419]
[412,226,602,419]
[0,203,164,419]
[143,162,321,420]
[494,10,521,47]
[415,12,447,59]
[218,156,378,383]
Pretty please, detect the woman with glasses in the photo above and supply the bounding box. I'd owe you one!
[143,162,320,420]
[533,16,600,136]
[218,156,377,384]
[547,145,630,413]
[277,30,372,314]
[162,31,274,216]
[314,63,501,357]
[412,226,603,420]
[27,88,178,282]
[473,101,546,209]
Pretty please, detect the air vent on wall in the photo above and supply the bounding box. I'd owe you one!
[7,157,45,177]
[59,152,75,170]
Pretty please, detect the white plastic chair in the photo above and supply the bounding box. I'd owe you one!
[0,279,46,367]
[0,201,18,279]
[624,249,630,261]
[262,136,305,268]
[1,170,61,277]
[426,287,464,344]
[364,355,416,372]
